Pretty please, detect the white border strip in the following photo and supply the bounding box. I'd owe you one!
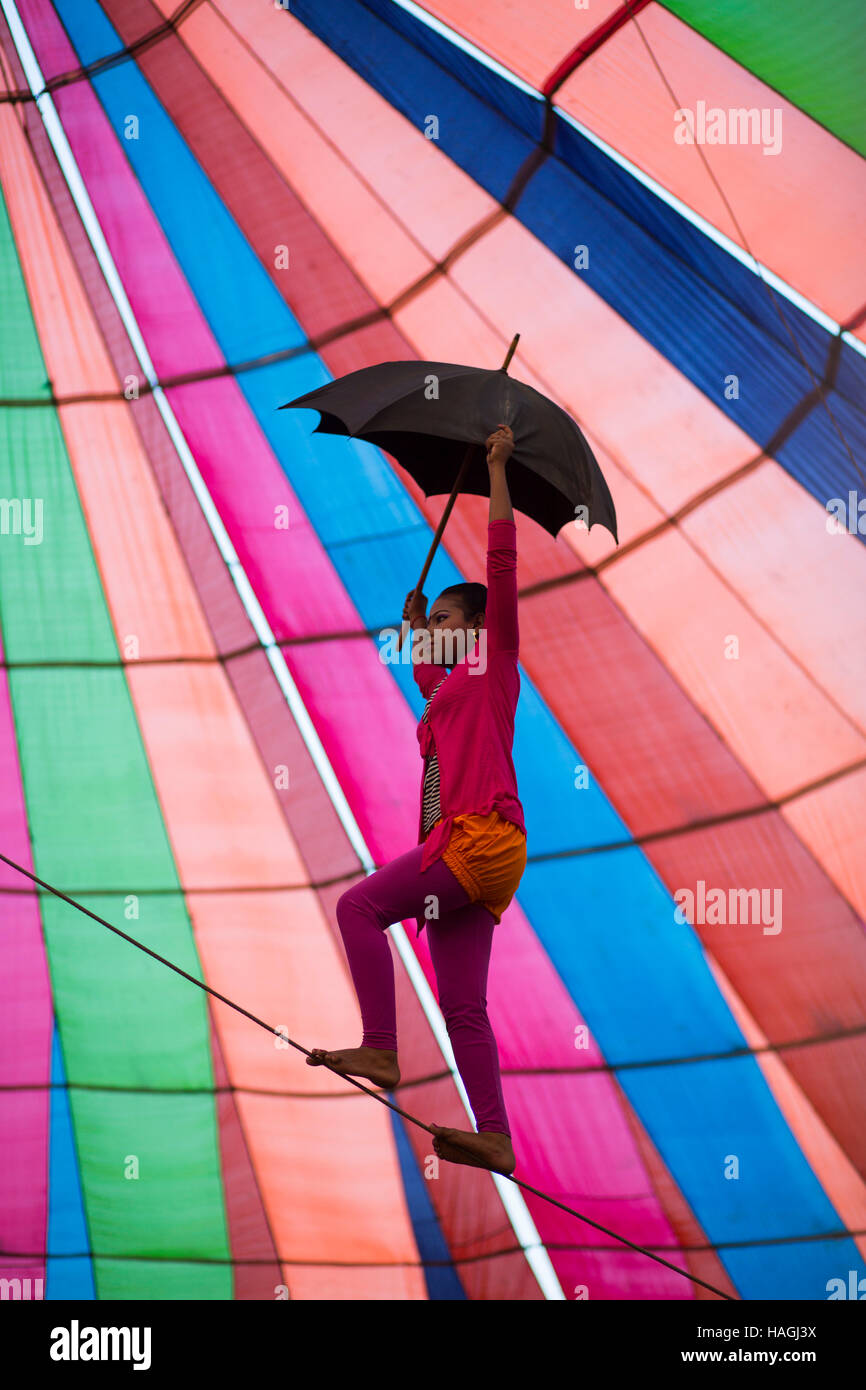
[0,0,562,1300]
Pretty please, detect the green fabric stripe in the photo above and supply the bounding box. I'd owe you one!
[0,185,231,1297]
[660,0,866,155]
[92,1259,231,1300]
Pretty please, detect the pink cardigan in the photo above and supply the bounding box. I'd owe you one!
[412,519,526,929]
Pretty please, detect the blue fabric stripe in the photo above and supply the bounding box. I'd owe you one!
[777,389,866,519]
[50,0,866,1298]
[47,1023,95,1299]
[389,1113,466,1299]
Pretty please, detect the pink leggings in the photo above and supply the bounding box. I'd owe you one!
[335,845,510,1136]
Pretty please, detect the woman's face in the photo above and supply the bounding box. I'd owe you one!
[426,595,484,665]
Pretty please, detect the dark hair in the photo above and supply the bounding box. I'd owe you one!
[438,582,487,623]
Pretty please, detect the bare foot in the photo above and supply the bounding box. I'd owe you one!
[305,1045,400,1090]
[430,1125,515,1175]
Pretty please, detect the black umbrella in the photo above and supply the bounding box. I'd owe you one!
[280,335,617,639]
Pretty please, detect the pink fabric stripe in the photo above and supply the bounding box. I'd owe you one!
[0,635,52,1281]
[15,6,700,1295]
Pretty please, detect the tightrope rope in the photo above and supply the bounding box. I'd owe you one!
[1,848,735,1299]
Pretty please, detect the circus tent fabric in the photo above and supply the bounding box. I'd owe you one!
[0,0,864,1301]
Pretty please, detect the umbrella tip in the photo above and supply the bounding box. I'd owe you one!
[500,334,520,373]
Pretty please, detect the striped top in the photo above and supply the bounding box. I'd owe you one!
[420,675,449,836]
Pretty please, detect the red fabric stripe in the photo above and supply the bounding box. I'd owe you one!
[208,1007,283,1298]
[542,0,652,97]
[619,1096,738,1300]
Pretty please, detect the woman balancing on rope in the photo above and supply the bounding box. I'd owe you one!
[307,424,526,1176]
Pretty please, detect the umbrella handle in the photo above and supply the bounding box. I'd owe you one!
[398,443,478,650]
[396,334,520,654]
[499,332,520,373]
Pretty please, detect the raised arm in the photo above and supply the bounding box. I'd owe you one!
[485,425,518,655]
[487,423,514,524]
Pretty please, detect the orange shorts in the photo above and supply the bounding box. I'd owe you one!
[437,811,527,924]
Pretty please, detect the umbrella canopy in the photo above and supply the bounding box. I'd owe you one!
[281,359,618,543]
